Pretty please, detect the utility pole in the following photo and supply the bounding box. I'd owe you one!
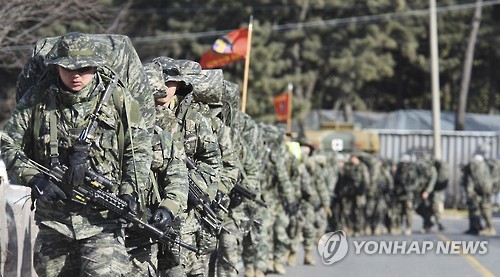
[430,0,442,160]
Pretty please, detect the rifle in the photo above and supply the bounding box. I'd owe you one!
[78,74,119,144]
[231,184,267,208]
[185,158,228,235]
[16,153,198,253]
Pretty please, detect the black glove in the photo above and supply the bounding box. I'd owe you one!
[229,190,244,209]
[285,201,300,215]
[63,142,89,187]
[119,194,138,214]
[151,208,173,231]
[187,192,198,208]
[29,174,66,205]
[211,190,225,212]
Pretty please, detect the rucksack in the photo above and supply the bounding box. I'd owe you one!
[485,158,500,194]
[16,34,154,128]
[470,160,493,195]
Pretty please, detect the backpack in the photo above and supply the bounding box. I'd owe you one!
[16,34,154,129]
[470,160,493,195]
[485,158,500,194]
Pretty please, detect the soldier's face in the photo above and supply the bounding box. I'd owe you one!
[57,65,96,92]
[155,81,179,106]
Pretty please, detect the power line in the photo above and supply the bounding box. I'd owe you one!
[132,0,500,43]
[2,0,500,51]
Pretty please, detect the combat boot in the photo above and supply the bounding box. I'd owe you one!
[404,228,412,236]
[266,260,274,273]
[374,226,382,235]
[479,227,496,236]
[304,250,316,265]
[274,263,286,275]
[244,266,255,277]
[287,251,297,266]
[255,270,266,277]
[365,226,372,236]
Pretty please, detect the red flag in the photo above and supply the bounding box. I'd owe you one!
[200,28,248,69]
[273,93,290,122]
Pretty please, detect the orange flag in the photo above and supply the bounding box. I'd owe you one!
[273,93,290,122]
[200,28,248,69]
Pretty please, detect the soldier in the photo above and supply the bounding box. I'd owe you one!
[283,141,302,266]
[462,154,496,236]
[257,123,296,275]
[1,32,152,276]
[415,156,437,234]
[219,80,267,277]
[337,153,370,237]
[128,62,190,276]
[429,158,449,232]
[330,153,347,232]
[148,57,223,276]
[392,155,419,235]
[365,157,394,235]
[311,152,333,242]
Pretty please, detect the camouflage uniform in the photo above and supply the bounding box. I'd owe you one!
[149,57,223,277]
[462,155,496,235]
[257,124,295,275]
[430,159,449,231]
[126,62,190,277]
[1,32,152,276]
[336,154,370,236]
[364,158,393,235]
[290,149,320,266]
[392,156,419,235]
[219,84,265,277]
[283,142,302,266]
[415,158,437,233]
[311,153,332,240]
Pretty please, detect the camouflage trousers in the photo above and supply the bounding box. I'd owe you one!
[34,224,130,277]
[158,210,211,277]
[431,190,445,225]
[289,202,316,254]
[314,207,328,239]
[253,204,272,272]
[340,196,366,234]
[393,199,413,231]
[125,228,158,277]
[269,203,290,266]
[467,193,493,230]
[213,209,249,277]
[364,197,386,233]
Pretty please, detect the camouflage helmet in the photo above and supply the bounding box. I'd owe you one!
[45,32,107,70]
[143,62,167,99]
[151,56,202,83]
[184,69,224,105]
[222,80,241,109]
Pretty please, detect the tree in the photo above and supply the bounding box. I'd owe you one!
[456,0,483,130]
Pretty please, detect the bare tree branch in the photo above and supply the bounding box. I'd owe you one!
[0,0,114,69]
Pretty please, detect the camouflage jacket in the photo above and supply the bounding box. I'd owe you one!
[171,95,222,200]
[393,162,419,200]
[151,106,189,215]
[1,69,152,240]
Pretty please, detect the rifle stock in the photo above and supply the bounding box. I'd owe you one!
[16,153,198,253]
[232,184,267,208]
[185,158,228,235]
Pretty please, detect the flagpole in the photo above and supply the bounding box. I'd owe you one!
[286,83,293,135]
[241,15,253,113]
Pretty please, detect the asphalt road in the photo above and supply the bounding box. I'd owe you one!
[268,212,500,277]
